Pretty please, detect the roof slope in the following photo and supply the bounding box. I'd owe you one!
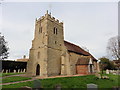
[76,57,91,65]
[64,41,97,61]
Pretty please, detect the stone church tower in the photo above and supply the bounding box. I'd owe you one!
[26,11,66,77]
[26,11,99,77]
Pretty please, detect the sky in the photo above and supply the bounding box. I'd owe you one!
[0,1,118,60]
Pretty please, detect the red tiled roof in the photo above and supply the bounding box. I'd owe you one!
[76,57,91,65]
[64,40,97,61]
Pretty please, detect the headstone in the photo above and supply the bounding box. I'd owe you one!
[2,69,4,73]
[23,69,26,72]
[9,69,10,73]
[18,69,20,73]
[117,70,120,75]
[33,79,41,89]
[102,76,109,79]
[20,69,23,73]
[109,70,112,73]
[113,72,117,75]
[6,70,8,73]
[87,84,98,90]
[14,69,16,73]
[95,73,101,79]
[106,69,109,74]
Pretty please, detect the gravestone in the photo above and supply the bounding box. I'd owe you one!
[18,69,20,73]
[33,79,42,89]
[87,84,98,90]
[95,73,101,79]
[106,69,109,74]
[8,69,10,73]
[117,70,120,75]
[6,70,8,73]
[113,72,117,75]
[23,69,26,72]
[14,69,16,73]
[20,69,23,73]
[102,76,109,79]
[2,69,4,73]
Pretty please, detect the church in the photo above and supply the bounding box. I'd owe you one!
[26,11,99,77]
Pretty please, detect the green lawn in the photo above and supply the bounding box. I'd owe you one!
[2,74,119,89]
[2,76,31,83]
[1,73,25,77]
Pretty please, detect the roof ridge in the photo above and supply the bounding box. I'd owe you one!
[64,40,97,61]
[64,40,89,53]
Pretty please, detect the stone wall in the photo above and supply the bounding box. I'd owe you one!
[47,48,62,76]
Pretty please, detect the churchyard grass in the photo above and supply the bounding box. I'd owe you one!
[2,74,119,89]
[2,73,25,77]
[2,76,31,83]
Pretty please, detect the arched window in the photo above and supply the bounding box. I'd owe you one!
[38,52,40,59]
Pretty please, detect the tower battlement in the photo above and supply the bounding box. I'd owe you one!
[36,11,63,26]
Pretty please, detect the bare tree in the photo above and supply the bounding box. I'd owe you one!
[107,36,120,60]
[0,33,9,60]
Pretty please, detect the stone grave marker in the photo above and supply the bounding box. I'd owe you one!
[95,73,101,79]
[20,69,23,73]
[33,79,42,89]
[8,69,10,73]
[6,70,8,73]
[23,69,26,72]
[87,83,98,90]
[2,69,4,73]
[14,69,16,73]
[18,69,20,73]
[106,69,109,74]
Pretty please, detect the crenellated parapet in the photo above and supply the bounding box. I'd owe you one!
[35,10,63,26]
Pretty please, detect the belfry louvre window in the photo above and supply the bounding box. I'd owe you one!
[39,27,42,34]
[40,27,42,33]
[54,27,56,34]
[38,52,40,59]
[53,27,58,35]
[39,28,40,34]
